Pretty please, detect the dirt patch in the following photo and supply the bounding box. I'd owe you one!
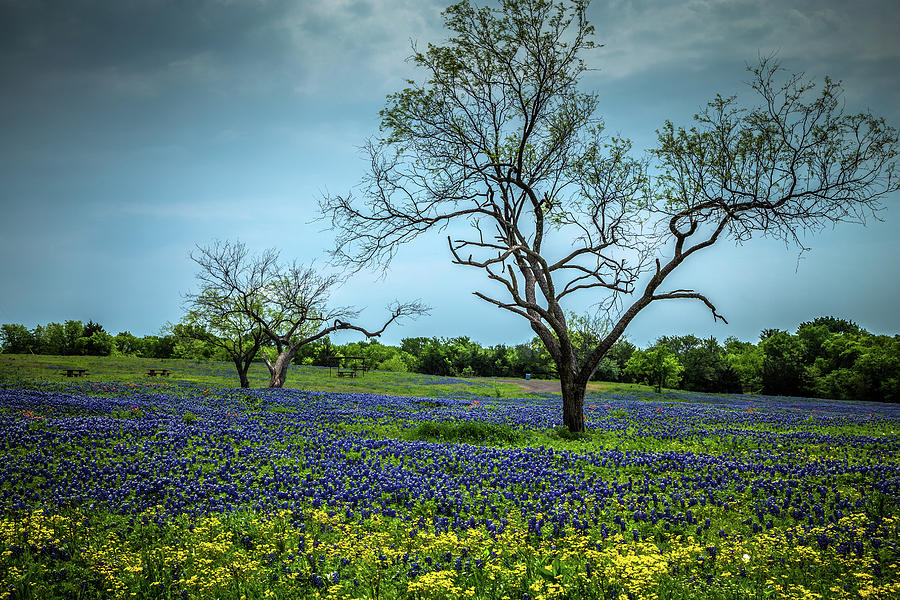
[488,378,561,394]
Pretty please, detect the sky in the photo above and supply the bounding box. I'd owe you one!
[1,0,898,349]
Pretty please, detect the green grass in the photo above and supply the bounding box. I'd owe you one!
[404,420,523,445]
[0,353,528,399]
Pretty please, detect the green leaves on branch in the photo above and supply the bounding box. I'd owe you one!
[652,57,899,244]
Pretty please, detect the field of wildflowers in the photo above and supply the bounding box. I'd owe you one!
[1,377,898,599]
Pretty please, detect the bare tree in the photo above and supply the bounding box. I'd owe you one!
[181,289,267,388]
[188,241,428,388]
[319,0,898,431]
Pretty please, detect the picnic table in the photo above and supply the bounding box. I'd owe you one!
[330,356,368,378]
[60,368,88,377]
[146,368,172,377]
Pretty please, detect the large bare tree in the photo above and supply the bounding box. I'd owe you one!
[320,0,898,431]
[188,241,427,388]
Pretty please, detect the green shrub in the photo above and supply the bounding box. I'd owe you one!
[547,425,591,441]
[240,394,261,411]
[406,420,521,445]
[377,355,409,372]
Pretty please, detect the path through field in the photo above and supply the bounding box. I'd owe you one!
[488,378,561,394]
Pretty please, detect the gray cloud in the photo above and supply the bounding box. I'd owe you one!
[276,0,447,97]
[588,0,900,83]
[0,0,279,70]
[3,0,896,98]
[0,0,448,104]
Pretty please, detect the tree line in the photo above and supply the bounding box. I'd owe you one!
[3,315,897,403]
[0,321,218,361]
[311,316,899,403]
[620,317,900,403]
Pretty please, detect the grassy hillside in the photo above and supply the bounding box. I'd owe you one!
[0,353,545,398]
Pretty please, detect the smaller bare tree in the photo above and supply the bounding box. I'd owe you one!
[188,240,428,388]
[181,290,267,388]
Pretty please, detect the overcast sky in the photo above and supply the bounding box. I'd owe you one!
[1,0,898,348]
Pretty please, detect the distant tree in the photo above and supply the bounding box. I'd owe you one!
[658,335,703,358]
[63,321,84,354]
[189,240,427,388]
[659,335,727,392]
[75,331,114,356]
[417,338,453,376]
[716,363,744,395]
[31,325,45,353]
[167,322,229,362]
[113,331,145,357]
[30,320,83,355]
[591,356,620,382]
[854,336,900,403]
[377,354,411,373]
[398,336,559,378]
[760,330,805,396]
[683,338,726,392]
[38,322,68,355]
[489,344,520,378]
[82,320,105,338]
[444,337,487,376]
[143,334,176,359]
[340,340,398,370]
[801,316,862,336]
[625,345,684,393]
[0,324,37,354]
[516,341,557,379]
[831,334,869,370]
[796,322,833,366]
[321,0,898,431]
[313,338,340,367]
[724,337,762,392]
[291,338,324,366]
[398,337,426,356]
[606,339,636,382]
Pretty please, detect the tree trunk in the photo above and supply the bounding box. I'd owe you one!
[265,349,295,388]
[560,373,587,433]
[234,358,250,388]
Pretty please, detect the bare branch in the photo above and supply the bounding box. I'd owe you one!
[650,290,729,324]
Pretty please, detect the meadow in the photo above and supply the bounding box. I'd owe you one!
[0,355,898,599]
[0,354,529,398]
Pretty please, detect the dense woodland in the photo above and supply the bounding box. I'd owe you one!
[2,316,898,403]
